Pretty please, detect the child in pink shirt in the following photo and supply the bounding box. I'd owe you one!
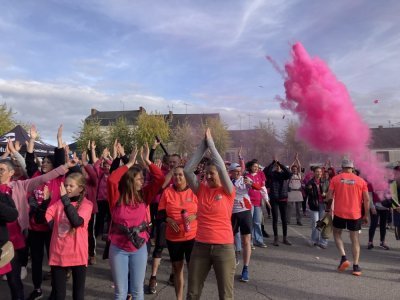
[46,172,93,300]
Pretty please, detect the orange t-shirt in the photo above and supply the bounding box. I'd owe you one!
[195,183,235,244]
[329,173,367,219]
[158,186,198,242]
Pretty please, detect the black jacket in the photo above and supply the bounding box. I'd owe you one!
[264,161,292,201]
[0,193,18,249]
[305,178,323,211]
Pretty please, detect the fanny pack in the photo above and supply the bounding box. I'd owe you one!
[0,241,14,268]
[111,222,149,249]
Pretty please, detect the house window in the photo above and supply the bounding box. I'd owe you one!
[376,151,389,162]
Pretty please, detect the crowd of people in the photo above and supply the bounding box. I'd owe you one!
[1,125,400,300]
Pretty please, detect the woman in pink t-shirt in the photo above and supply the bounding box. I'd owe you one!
[107,145,164,300]
[45,172,93,300]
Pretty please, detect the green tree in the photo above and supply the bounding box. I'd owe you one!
[108,117,135,152]
[0,103,16,135]
[73,118,108,152]
[134,112,170,148]
[201,117,231,155]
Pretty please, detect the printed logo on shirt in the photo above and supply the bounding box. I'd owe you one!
[215,194,222,201]
[340,179,355,185]
[58,214,71,238]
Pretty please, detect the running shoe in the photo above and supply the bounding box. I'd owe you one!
[148,276,157,294]
[379,242,389,250]
[367,243,374,250]
[352,265,362,276]
[254,242,268,248]
[337,258,350,272]
[240,266,249,282]
[283,239,292,246]
[27,289,43,300]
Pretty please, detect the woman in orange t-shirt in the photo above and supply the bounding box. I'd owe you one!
[184,128,236,300]
[158,166,198,300]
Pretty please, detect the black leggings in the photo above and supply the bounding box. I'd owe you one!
[369,209,389,243]
[6,249,24,300]
[271,200,288,237]
[51,265,86,300]
[88,214,96,257]
[29,229,51,289]
[95,201,110,237]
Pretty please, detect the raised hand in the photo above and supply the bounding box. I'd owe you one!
[117,143,125,157]
[126,147,138,168]
[113,139,118,158]
[14,141,21,152]
[81,151,88,166]
[30,125,38,140]
[57,124,63,147]
[91,140,96,150]
[60,183,67,197]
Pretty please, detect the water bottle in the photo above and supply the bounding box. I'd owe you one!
[181,209,190,232]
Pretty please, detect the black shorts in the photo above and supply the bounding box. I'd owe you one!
[166,239,195,263]
[332,215,362,231]
[231,210,252,235]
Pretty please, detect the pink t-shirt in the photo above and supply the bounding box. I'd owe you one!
[109,202,149,252]
[46,198,93,267]
[247,171,265,207]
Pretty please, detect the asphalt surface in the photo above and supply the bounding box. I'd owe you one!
[1,215,400,300]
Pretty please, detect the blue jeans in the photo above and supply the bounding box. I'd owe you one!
[109,243,148,300]
[251,206,264,245]
[310,203,328,247]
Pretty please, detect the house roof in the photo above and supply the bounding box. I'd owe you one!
[85,109,142,126]
[370,127,400,149]
[85,108,220,128]
[165,113,220,128]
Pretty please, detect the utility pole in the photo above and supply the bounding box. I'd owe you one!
[238,115,243,130]
[247,114,254,129]
[183,103,191,115]
[120,100,125,111]
[167,104,174,112]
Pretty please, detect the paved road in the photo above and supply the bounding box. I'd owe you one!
[1,215,400,299]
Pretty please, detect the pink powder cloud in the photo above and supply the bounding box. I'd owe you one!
[281,42,387,191]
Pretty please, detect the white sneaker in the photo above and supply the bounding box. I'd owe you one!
[2,275,7,281]
[21,266,28,280]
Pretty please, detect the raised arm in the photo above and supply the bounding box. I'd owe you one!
[9,141,28,178]
[184,135,208,195]
[206,128,233,195]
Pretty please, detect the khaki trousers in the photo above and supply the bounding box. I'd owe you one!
[187,242,236,300]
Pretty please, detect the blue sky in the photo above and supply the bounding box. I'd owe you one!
[0,0,399,144]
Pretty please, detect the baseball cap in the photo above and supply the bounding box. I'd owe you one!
[228,163,241,172]
[341,159,354,168]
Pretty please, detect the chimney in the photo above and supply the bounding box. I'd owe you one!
[139,106,146,114]
[91,108,98,116]
[168,110,173,121]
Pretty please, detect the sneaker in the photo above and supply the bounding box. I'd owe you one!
[337,258,350,272]
[148,276,157,294]
[262,231,270,238]
[317,243,327,249]
[352,265,362,276]
[20,266,28,280]
[283,239,292,246]
[89,256,97,265]
[367,243,374,250]
[254,242,268,248]
[251,245,255,250]
[168,273,174,286]
[379,242,389,250]
[240,266,249,282]
[28,289,43,300]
